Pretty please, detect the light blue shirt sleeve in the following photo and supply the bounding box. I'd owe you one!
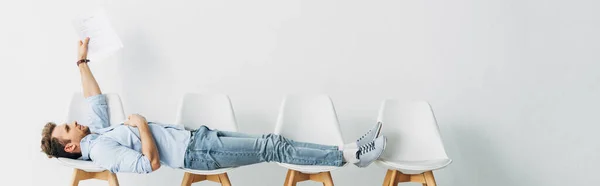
[86,94,110,131]
[90,139,154,174]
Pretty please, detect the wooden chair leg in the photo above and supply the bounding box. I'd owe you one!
[322,175,334,186]
[71,169,84,186]
[284,170,298,186]
[314,172,334,186]
[216,173,232,186]
[181,172,197,186]
[283,169,334,186]
[382,169,397,186]
[382,169,437,186]
[107,172,119,186]
[423,171,437,186]
[182,172,231,186]
[70,169,119,186]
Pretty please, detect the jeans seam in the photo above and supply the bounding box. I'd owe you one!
[204,150,341,166]
[286,156,340,165]
[211,150,259,156]
[210,150,323,164]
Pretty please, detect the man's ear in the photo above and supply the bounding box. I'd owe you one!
[64,143,77,153]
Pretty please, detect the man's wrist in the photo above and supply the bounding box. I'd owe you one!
[137,121,149,128]
[77,59,90,67]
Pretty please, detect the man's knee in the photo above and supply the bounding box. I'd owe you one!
[260,134,292,160]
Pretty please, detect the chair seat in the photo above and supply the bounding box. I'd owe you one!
[179,167,235,175]
[56,158,106,172]
[375,158,452,175]
[276,162,347,174]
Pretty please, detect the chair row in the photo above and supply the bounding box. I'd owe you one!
[57,93,451,186]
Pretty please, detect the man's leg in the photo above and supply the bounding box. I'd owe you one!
[215,134,343,168]
[215,130,340,150]
[185,126,344,170]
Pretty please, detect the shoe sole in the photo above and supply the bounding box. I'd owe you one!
[375,122,383,138]
[381,137,387,157]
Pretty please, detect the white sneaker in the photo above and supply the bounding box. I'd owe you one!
[354,136,386,168]
[356,121,382,147]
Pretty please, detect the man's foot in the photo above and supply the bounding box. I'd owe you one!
[354,136,386,168]
[356,121,383,147]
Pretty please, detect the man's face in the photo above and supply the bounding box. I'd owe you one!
[51,121,91,153]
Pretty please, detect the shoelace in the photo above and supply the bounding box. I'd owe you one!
[356,141,376,159]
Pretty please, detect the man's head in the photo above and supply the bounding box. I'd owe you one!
[41,121,91,159]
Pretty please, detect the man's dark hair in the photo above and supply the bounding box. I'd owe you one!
[41,122,82,159]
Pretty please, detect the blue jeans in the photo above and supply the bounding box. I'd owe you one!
[184,126,344,170]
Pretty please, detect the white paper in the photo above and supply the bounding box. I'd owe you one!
[72,9,123,60]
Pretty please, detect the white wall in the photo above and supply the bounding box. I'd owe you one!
[1,0,599,185]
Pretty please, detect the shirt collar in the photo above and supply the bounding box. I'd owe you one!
[81,124,120,160]
[80,133,100,160]
[90,124,120,134]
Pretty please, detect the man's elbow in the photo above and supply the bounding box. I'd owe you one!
[151,161,161,171]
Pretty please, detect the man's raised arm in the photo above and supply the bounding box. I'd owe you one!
[77,37,102,98]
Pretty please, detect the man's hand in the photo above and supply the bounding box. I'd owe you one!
[124,114,148,127]
[78,37,90,60]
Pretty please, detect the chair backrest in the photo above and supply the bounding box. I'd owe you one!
[377,99,449,162]
[67,93,126,126]
[175,93,238,131]
[274,95,344,147]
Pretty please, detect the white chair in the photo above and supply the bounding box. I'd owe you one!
[175,93,238,186]
[274,95,346,186]
[375,99,452,186]
[56,93,125,186]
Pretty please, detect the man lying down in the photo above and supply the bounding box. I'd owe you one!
[40,38,386,173]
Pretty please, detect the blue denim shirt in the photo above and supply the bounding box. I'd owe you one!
[79,95,190,174]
